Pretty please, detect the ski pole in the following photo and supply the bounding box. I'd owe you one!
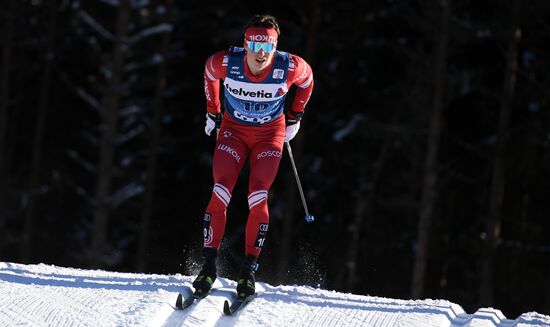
[285,141,314,223]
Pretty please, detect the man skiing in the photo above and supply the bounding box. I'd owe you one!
[193,14,314,300]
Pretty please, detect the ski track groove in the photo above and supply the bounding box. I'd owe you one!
[377,309,398,327]
[0,282,119,327]
[344,307,370,326]
[288,295,400,327]
[1,286,43,326]
[50,287,102,326]
[255,294,375,327]
[314,305,341,327]
[28,286,95,327]
[0,313,15,327]
[177,294,223,327]
[14,288,44,326]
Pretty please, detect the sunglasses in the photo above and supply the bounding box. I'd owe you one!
[246,40,276,53]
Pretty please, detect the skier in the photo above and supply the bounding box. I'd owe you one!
[193,14,314,299]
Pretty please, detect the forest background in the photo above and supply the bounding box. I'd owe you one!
[1,0,549,318]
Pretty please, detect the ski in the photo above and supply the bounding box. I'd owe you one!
[174,286,214,310]
[222,293,258,316]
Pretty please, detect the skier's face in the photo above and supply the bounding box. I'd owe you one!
[245,41,276,75]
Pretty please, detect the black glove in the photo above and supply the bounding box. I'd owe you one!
[204,112,223,136]
[285,110,304,126]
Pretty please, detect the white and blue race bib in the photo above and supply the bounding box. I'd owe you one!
[223,47,290,125]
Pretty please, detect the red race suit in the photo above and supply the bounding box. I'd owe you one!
[202,46,313,257]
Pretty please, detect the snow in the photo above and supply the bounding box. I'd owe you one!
[0,262,549,327]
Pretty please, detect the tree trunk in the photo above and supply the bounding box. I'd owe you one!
[21,0,58,263]
[480,0,520,306]
[344,127,393,291]
[546,261,550,314]
[0,0,15,221]
[136,4,172,272]
[276,0,321,280]
[91,0,130,268]
[411,0,450,299]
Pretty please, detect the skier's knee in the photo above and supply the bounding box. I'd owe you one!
[247,189,268,210]
[212,183,232,207]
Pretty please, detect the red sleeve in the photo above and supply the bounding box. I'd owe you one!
[287,54,314,114]
[204,50,228,114]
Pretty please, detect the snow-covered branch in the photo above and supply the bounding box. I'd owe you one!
[120,115,138,129]
[333,114,367,142]
[108,182,145,208]
[120,105,145,117]
[127,23,173,45]
[82,130,99,147]
[116,124,146,145]
[77,87,101,111]
[125,53,165,72]
[77,9,114,41]
[131,0,150,8]
[98,0,120,7]
[66,148,96,173]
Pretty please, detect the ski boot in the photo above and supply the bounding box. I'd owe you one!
[192,248,217,295]
[236,255,258,298]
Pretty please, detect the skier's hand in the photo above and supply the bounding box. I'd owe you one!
[285,110,303,126]
[284,110,303,142]
[285,121,300,142]
[205,112,222,136]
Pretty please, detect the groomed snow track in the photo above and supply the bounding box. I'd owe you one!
[0,262,548,327]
